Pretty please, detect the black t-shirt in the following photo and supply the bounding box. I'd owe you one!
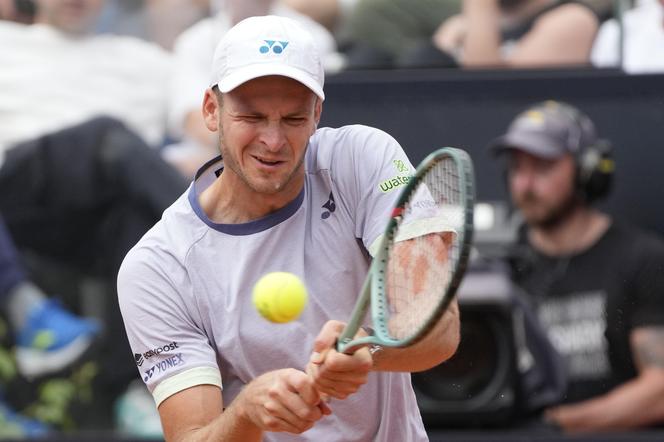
[501,1,599,42]
[508,221,664,403]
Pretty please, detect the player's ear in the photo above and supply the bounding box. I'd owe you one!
[202,88,221,132]
[312,98,322,135]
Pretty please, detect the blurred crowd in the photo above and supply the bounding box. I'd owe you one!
[0,0,662,438]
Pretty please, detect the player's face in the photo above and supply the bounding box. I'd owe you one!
[507,150,579,227]
[206,76,321,199]
[34,0,105,34]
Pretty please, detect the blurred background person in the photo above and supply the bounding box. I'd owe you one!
[0,0,36,23]
[591,0,664,74]
[165,0,339,178]
[0,0,172,157]
[0,213,99,437]
[492,101,664,432]
[0,0,187,432]
[339,0,461,69]
[281,0,345,31]
[95,0,209,50]
[433,0,601,68]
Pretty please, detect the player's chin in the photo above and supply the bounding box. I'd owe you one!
[247,176,289,194]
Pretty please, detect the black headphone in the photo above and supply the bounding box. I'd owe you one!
[552,101,615,203]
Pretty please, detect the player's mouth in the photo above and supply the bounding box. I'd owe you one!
[252,155,286,169]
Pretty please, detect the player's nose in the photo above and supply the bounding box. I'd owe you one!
[259,121,286,152]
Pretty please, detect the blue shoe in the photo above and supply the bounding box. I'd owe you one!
[0,400,51,438]
[15,300,100,378]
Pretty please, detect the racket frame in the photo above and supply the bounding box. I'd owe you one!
[337,147,475,354]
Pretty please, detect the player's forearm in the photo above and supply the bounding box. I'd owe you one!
[547,368,664,432]
[461,0,504,67]
[172,401,263,442]
[373,299,460,372]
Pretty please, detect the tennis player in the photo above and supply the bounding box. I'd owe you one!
[118,15,460,441]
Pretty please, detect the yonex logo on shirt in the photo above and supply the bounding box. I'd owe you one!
[143,353,185,382]
[321,192,336,219]
[259,40,289,54]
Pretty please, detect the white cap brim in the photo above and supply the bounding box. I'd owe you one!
[216,63,325,101]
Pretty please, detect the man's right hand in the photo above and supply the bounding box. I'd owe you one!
[236,368,332,435]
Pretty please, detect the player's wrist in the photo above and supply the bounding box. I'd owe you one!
[361,326,384,369]
[224,406,263,439]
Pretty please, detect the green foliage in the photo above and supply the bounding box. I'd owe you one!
[23,362,99,431]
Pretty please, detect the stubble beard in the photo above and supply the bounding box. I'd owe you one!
[218,133,307,195]
[518,189,583,231]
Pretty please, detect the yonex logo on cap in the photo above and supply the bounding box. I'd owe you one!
[260,40,289,54]
[211,16,324,99]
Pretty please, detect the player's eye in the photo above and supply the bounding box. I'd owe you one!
[285,117,306,125]
[243,115,263,123]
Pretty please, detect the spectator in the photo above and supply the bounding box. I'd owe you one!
[0,214,99,379]
[281,0,345,31]
[591,0,664,73]
[0,0,172,158]
[96,0,209,50]
[0,0,188,429]
[0,214,98,436]
[118,15,459,441]
[491,100,664,431]
[0,117,187,430]
[434,0,600,68]
[0,0,36,23]
[340,0,461,69]
[165,0,339,177]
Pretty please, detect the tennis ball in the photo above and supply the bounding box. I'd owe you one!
[253,272,308,323]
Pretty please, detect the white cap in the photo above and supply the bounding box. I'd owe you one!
[211,15,325,100]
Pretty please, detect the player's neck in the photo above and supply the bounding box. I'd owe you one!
[199,170,304,224]
[528,207,611,256]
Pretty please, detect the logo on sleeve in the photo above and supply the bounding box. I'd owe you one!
[139,341,179,364]
[379,175,410,193]
[143,353,185,382]
[393,159,409,173]
[378,160,412,193]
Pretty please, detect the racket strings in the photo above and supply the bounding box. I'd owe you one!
[384,157,463,340]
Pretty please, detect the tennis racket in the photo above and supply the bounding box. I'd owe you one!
[337,147,475,354]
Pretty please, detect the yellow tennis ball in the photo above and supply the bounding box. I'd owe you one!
[253,272,308,323]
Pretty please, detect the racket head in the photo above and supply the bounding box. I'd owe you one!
[369,147,474,348]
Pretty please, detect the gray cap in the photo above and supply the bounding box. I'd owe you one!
[490,101,597,159]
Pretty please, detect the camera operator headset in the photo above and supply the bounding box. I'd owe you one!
[559,101,615,204]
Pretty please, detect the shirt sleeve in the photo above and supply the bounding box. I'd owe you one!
[328,125,415,256]
[117,242,221,406]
